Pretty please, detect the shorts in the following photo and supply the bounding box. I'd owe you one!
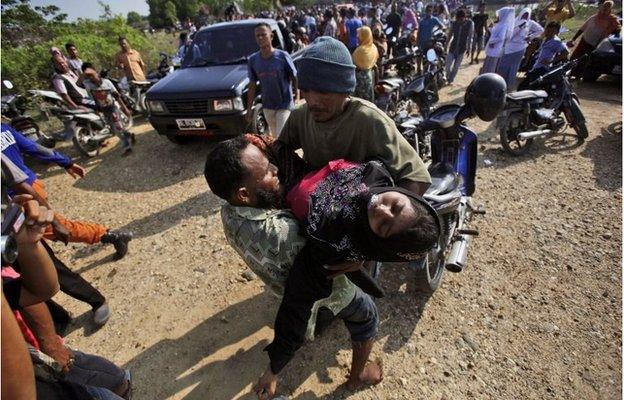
[472,32,485,52]
[336,288,379,343]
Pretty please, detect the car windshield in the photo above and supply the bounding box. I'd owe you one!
[182,25,258,68]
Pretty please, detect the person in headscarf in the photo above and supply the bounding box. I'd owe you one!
[496,7,544,89]
[481,7,515,74]
[352,26,379,101]
[402,8,418,31]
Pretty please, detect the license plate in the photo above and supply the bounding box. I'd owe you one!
[176,118,205,130]
[612,65,621,75]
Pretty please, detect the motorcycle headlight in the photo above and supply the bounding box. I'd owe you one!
[148,100,166,113]
[596,39,615,53]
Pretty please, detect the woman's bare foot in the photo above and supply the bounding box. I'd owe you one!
[345,360,383,391]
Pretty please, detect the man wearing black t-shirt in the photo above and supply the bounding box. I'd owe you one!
[470,2,489,64]
[386,3,402,56]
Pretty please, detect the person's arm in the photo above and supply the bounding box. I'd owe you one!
[291,76,299,102]
[1,293,36,400]
[247,58,258,123]
[13,198,60,307]
[285,53,299,102]
[11,127,73,168]
[112,90,132,117]
[20,302,73,374]
[553,46,569,64]
[445,22,454,52]
[139,54,147,74]
[368,118,431,193]
[528,20,545,40]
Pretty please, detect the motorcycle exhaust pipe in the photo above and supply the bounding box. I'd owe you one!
[445,234,471,273]
[518,129,552,140]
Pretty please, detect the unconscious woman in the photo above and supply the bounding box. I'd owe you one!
[352,26,379,101]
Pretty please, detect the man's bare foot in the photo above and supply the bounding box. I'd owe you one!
[345,360,383,391]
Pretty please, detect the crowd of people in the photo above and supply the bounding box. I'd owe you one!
[2,0,621,399]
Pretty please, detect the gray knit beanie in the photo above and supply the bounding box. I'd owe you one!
[295,37,356,93]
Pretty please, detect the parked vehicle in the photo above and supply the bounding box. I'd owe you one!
[497,57,588,155]
[583,32,621,82]
[398,73,506,293]
[1,80,54,146]
[30,89,132,157]
[146,19,287,144]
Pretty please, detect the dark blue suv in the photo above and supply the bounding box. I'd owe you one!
[146,19,285,143]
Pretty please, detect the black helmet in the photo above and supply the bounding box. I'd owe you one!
[464,73,507,121]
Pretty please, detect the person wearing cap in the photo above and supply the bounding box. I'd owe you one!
[277,36,431,196]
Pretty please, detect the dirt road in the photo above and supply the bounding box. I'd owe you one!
[42,61,621,399]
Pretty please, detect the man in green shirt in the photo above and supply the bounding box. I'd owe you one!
[278,36,431,195]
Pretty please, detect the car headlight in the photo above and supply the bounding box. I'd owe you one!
[596,39,615,53]
[148,100,166,113]
[213,97,245,112]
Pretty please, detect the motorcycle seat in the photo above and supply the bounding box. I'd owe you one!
[425,162,462,196]
[378,78,404,89]
[64,108,91,114]
[131,80,152,86]
[506,90,548,102]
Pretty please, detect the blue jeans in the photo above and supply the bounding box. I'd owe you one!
[446,52,464,83]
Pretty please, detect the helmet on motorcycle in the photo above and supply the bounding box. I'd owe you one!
[464,73,507,121]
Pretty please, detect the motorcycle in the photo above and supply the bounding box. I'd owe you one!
[30,89,132,157]
[405,99,486,293]
[386,50,443,163]
[497,56,589,156]
[1,80,55,146]
[101,69,154,116]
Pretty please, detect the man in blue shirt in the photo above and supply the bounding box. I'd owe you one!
[519,21,569,90]
[247,22,298,138]
[416,5,444,74]
[345,8,363,52]
[1,123,132,258]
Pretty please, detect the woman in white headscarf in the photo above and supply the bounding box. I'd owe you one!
[480,7,515,74]
[497,7,544,89]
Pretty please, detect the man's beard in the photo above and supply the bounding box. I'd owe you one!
[256,188,285,209]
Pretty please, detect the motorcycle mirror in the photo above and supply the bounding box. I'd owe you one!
[406,23,413,30]
[426,49,437,62]
[3,80,14,89]
[385,26,393,35]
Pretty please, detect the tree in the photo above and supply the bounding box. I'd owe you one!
[163,0,177,26]
[174,0,198,23]
[126,11,142,27]
[97,0,113,20]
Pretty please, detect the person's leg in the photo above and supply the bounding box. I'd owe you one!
[449,52,464,83]
[496,53,513,85]
[475,34,484,62]
[63,350,130,397]
[274,109,291,137]
[507,50,526,90]
[263,108,278,138]
[338,289,382,390]
[40,241,107,311]
[445,52,456,83]
[570,39,595,78]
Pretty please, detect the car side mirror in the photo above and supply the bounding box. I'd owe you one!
[3,80,13,89]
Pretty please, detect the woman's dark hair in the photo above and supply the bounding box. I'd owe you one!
[65,42,76,51]
[204,136,250,201]
[379,198,440,255]
[546,21,561,32]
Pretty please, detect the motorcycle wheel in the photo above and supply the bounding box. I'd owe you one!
[72,125,100,157]
[499,115,534,156]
